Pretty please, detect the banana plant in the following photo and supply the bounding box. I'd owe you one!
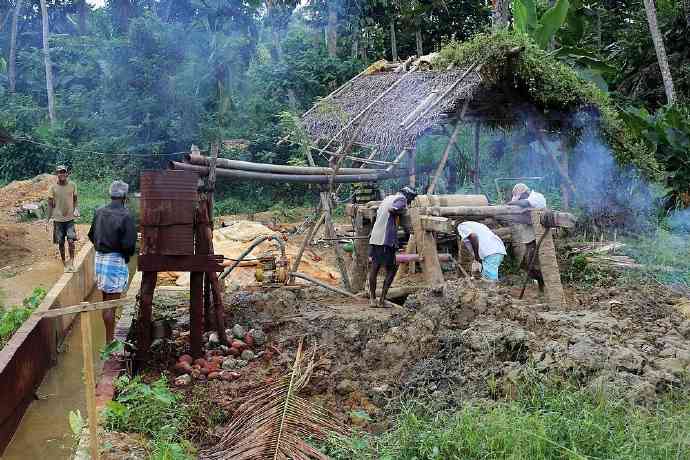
[513,0,570,49]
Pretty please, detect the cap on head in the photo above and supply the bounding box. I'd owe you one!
[400,186,418,202]
[109,180,129,198]
[512,183,529,196]
[56,165,68,173]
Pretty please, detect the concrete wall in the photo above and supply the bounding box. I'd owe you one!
[0,243,96,455]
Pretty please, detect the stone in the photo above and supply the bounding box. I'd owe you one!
[241,350,255,361]
[208,332,219,346]
[336,379,356,395]
[222,358,236,370]
[250,329,266,346]
[611,348,645,373]
[232,324,246,339]
[219,345,230,355]
[178,354,193,364]
[655,358,688,376]
[208,372,220,380]
[174,374,192,386]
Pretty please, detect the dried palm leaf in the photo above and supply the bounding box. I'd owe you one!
[200,340,350,460]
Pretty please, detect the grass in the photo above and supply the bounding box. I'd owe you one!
[0,287,47,349]
[622,228,690,289]
[103,375,195,459]
[323,382,690,460]
[72,177,114,225]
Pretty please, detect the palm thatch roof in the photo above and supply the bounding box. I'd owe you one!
[302,67,482,155]
[300,31,660,178]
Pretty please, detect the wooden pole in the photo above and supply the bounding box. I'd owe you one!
[80,310,101,460]
[408,149,416,187]
[473,121,480,194]
[427,122,462,194]
[136,271,157,367]
[190,272,204,358]
[289,212,325,284]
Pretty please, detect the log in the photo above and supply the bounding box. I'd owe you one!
[170,162,391,184]
[290,272,359,299]
[186,153,385,176]
[426,205,530,217]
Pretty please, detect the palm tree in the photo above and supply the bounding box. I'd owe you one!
[642,0,676,105]
[39,0,56,124]
[8,0,22,93]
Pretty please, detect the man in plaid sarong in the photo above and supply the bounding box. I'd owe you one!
[88,181,137,343]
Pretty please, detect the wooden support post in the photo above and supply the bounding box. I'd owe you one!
[410,208,444,287]
[532,210,565,307]
[190,272,204,358]
[80,310,101,460]
[428,122,462,194]
[203,274,214,331]
[408,149,416,187]
[473,121,481,194]
[137,271,157,366]
[289,212,325,284]
[349,212,371,292]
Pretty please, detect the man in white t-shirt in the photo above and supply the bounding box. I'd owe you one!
[508,183,546,288]
[457,221,507,282]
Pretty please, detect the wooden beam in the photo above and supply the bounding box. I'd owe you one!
[532,210,565,307]
[38,297,134,318]
[80,310,101,460]
[427,121,462,194]
[138,254,224,272]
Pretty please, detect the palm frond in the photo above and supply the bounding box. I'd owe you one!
[200,340,350,460]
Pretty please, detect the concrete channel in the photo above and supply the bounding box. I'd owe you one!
[0,242,139,459]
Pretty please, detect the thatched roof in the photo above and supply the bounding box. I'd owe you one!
[302,67,482,155]
[300,31,660,179]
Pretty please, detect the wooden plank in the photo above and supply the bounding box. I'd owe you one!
[138,254,224,272]
[410,208,444,287]
[190,272,204,358]
[80,311,101,460]
[38,297,134,318]
[532,210,564,307]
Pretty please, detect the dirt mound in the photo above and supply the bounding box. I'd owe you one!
[0,174,53,213]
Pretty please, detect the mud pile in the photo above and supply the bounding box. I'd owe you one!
[225,279,690,420]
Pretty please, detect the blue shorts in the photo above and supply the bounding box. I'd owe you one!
[481,254,504,281]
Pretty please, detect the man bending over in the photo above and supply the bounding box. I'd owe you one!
[368,186,417,307]
[457,221,507,282]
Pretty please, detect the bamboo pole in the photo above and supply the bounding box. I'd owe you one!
[170,162,386,184]
[427,122,462,194]
[186,153,384,175]
[80,310,100,460]
[288,212,326,284]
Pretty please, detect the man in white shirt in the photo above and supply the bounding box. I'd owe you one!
[508,183,546,288]
[457,221,507,282]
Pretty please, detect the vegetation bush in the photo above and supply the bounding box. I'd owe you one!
[103,376,194,459]
[0,287,47,349]
[324,382,690,459]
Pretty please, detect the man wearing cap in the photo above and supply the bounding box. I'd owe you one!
[47,165,79,272]
[457,221,507,282]
[507,183,546,288]
[87,181,137,344]
[368,186,417,307]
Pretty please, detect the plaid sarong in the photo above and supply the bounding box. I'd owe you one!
[95,251,129,294]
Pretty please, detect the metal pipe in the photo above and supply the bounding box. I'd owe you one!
[218,234,286,281]
[186,154,384,176]
[170,162,389,184]
[289,272,359,299]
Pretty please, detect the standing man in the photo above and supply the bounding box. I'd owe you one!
[88,180,137,344]
[457,221,507,282]
[47,165,79,272]
[368,186,417,307]
[507,183,546,288]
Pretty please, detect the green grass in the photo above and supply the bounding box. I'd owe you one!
[323,383,690,460]
[103,376,195,459]
[0,287,47,349]
[72,177,113,225]
[622,229,690,288]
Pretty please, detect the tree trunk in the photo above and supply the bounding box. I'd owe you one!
[8,0,22,93]
[270,24,283,61]
[0,8,11,32]
[360,29,368,62]
[77,0,87,34]
[327,0,337,57]
[389,19,398,61]
[492,0,510,28]
[642,0,676,104]
[683,0,690,28]
[40,0,56,125]
[473,121,480,193]
[351,26,359,59]
[414,15,423,56]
